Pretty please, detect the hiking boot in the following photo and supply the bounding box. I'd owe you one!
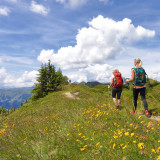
[131,110,135,114]
[116,105,121,110]
[115,104,119,109]
[145,110,151,118]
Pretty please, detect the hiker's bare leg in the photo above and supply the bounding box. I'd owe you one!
[118,99,121,106]
[113,98,117,105]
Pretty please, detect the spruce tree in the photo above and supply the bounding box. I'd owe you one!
[31,60,68,100]
[46,60,56,92]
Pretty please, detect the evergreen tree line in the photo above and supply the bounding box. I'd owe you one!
[0,105,15,116]
[30,60,68,100]
[0,98,29,116]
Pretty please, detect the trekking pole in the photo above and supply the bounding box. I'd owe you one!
[108,85,111,107]
[128,82,136,111]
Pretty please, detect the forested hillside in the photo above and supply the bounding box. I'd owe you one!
[0,87,32,109]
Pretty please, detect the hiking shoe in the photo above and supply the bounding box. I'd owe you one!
[116,105,121,110]
[115,104,120,109]
[145,110,151,118]
[131,110,135,114]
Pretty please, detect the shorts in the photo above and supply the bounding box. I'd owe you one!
[112,87,122,99]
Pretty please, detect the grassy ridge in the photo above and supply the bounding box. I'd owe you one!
[0,83,160,160]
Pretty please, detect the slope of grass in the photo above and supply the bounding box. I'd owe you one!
[0,83,160,160]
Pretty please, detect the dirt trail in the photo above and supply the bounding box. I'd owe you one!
[138,113,160,121]
[63,92,80,100]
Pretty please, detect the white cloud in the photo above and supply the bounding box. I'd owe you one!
[80,64,113,82]
[0,58,2,64]
[99,0,110,3]
[56,0,66,4]
[30,1,49,15]
[16,70,38,87]
[151,71,160,81]
[0,7,10,16]
[56,0,87,8]
[37,15,155,82]
[66,64,113,83]
[7,0,17,3]
[0,68,38,88]
[0,56,33,65]
[56,0,111,8]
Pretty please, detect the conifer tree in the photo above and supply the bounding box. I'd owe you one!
[30,60,68,100]
[46,60,56,92]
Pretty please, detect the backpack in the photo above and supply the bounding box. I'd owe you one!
[113,72,123,88]
[133,67,147,86]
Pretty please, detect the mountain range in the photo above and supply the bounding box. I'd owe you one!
[0,87,32,109]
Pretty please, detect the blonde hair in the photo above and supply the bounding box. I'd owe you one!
[113,69,119,73]
[134,58,143,67]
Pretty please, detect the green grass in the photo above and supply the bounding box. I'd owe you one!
[0,83,160,160]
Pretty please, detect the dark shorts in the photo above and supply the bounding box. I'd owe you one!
[112,87,122,99]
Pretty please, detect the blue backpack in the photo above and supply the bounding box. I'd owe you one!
[133,67,147,86]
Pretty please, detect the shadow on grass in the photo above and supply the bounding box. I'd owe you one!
[149,108,159,115]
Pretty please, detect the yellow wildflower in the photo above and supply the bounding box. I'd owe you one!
[124,132,129,136]
[113,135,118,139]
[138,116,142,119]
[109,139,113,144]
[80,148,85,151]
[113,143,116,149]
[90,137,94,141]
[152,149,157,153]
[158,140,160,143]
[96,142,100,147]
[131,133,135,137]
[157,155,160,160]
[30,140,34,143]
[118,131,122,135]
[157,147,160,152]
[133,141,136,143]
[138,143,144,149]
[123,145,127,149]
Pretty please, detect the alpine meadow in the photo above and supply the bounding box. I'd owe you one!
[0,78,160,160]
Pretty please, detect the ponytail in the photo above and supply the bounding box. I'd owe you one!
[134,58,143,67]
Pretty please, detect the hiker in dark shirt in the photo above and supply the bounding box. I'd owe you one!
[108,69,123,109]
[126,58,150,117]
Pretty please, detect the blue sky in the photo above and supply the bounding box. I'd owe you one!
[0,0,160,88]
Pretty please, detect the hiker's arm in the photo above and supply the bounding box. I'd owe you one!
[108,77,114,88]
[126,69,135,82]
